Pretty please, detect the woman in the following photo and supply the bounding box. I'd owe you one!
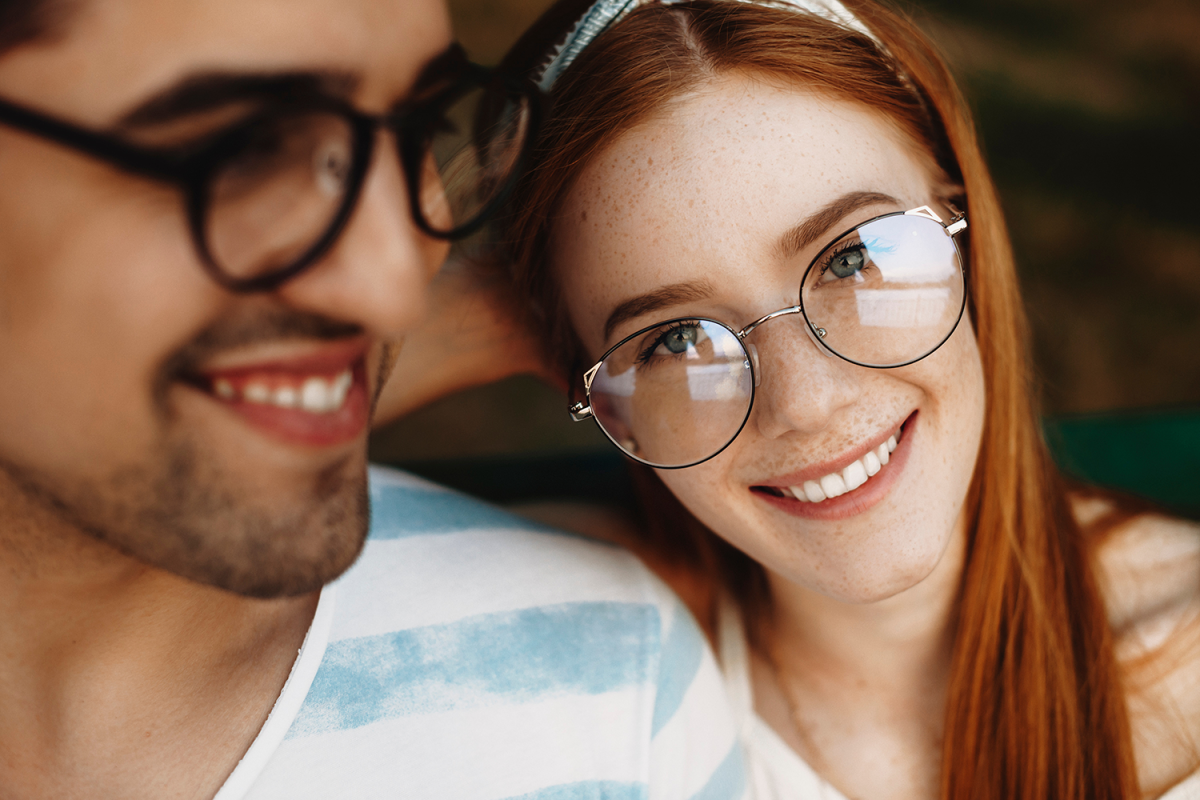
[379,0,1200,797]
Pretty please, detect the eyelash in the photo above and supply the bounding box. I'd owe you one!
[635,320,699,365]
[815,239,866,279]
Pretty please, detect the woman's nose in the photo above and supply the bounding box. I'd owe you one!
[748,314,863,439]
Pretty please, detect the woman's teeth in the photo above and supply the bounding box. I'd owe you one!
[211,369,353,415]
[779,429,900,503]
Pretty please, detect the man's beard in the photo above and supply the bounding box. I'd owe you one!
[1,305,379,598]
[1,438,370,597]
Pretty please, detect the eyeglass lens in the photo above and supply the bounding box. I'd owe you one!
[205,111,357,280]
[202,76,533,285]
[801,214,965,368]
[586,214,965,468]
[420,79,533,238]
[589,319,754,468]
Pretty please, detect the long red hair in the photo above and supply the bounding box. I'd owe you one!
[497,2,1138,797]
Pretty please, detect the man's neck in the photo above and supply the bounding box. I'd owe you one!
[0,485,319,800]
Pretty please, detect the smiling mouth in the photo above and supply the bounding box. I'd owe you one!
[208,368,355,415]
[176,339,372,448]
[756,420,906,504]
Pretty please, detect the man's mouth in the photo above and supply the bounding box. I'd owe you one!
[754,413,914,506]
[211,369,354,415]
[184,339,371,448]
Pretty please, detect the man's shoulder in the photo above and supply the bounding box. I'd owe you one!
[226,467,746,800]
[321,466,680,662]
[357,464,664,597]
[365,464,609,545]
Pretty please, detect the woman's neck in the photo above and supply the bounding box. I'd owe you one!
[768,523,964,689]
[751,520,968,800]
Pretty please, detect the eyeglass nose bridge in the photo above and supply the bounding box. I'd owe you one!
[736,305,837,377]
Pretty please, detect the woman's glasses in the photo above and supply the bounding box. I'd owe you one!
[0,44,539,292]
[568,206,969,468]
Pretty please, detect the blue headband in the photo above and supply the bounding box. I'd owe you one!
[536,0,880,91]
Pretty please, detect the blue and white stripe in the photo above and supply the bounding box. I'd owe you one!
[219,467,745,800]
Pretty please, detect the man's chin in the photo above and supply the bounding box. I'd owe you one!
[5,443,373,599]
[149,462,373,598]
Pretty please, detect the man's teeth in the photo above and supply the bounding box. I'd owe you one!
[782,429,901,503]
[212,370,353,414]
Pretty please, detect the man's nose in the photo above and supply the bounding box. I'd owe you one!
[749,314,863,439]
[273,133,449,338]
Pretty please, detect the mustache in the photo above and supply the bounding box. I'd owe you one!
[160,306,364,383]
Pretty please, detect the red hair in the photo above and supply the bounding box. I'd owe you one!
[498,2,1138,797]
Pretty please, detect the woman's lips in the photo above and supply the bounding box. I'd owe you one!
[752,411,917,520]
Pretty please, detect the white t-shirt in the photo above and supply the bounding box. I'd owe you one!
[717,602,846,800]
[214,467,747,800]
[717,601,1200,800]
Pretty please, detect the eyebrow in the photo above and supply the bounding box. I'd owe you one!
[599,191,903,344]
[114,43,467,131]
[778,191,903,260]
[115,71,361,130]
[603,280,715,342]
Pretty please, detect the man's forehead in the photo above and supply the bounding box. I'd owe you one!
[0,0,453,121]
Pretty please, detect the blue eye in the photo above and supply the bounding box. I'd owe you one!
[829,245,866,278]
[636,321,710,365]
[657,325,702,354]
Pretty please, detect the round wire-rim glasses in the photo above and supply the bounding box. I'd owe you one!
[0,44,541,292]
[568,205,970,469]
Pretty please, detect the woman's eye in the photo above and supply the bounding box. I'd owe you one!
[641,323,709,361]
[824,244,868,280]
[658,325,705,354]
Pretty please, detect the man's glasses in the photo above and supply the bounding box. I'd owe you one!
[0,45,539,292]
[568,206,969,469]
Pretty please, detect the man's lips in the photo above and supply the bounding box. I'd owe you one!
[184,338,372,448]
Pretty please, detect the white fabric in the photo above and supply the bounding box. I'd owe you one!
[717,601,848,800]
[1161,770,1200,799]
[214,466,747,800]
[717,599,1200,800]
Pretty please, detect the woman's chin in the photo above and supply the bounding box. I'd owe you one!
[766,541,952,606]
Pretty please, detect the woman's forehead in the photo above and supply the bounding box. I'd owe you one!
[554,73,937,343]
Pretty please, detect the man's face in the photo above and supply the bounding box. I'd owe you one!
[0,0,452,596]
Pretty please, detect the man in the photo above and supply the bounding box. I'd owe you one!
[0,0,743,797]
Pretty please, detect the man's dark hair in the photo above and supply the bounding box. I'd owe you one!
[0,0,76,54]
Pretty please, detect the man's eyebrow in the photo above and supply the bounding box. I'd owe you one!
[779,191,903,260]
[116,71,361,130]
[603,281,715,342]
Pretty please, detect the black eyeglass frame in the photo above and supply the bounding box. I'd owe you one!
[0,46,541,293]
[568,205,970,469]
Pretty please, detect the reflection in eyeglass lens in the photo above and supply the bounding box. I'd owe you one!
[590,320,754,468]
[206,112,356,280]
[423,81,532,236]
[802,215,965,367]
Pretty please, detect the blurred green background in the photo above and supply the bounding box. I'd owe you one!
[372,0,1200,464]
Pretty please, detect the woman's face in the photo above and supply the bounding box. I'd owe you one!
[552,73,986,603]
